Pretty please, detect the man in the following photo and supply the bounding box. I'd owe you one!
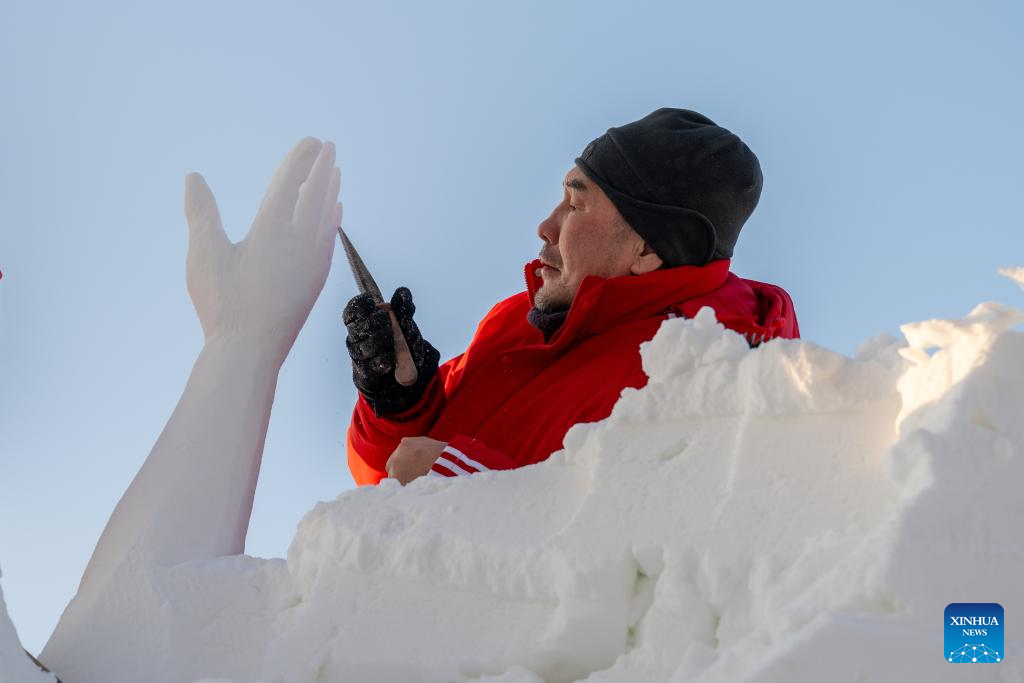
[343,108,799,486]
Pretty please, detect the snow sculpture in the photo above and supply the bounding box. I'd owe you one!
[41,138,341,682]
[27,136,1024,683]
[1,571,55,682]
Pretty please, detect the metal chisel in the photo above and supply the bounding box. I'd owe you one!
[338,227,418,387]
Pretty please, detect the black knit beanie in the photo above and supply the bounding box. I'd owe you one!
[575,108,762,267]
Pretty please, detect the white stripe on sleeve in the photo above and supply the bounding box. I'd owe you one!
[443,445,491,473]
[437,451,476,476]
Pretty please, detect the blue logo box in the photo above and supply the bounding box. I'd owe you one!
[945,603,1004,663]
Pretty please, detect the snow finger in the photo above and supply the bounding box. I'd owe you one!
[184,173,231,258]
[294,142,336,235]
[316,168,342,252]
[254,137,322,230]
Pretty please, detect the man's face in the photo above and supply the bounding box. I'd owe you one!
[533,166,647,311]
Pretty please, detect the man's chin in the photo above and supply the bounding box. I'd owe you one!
[534,285,571,313]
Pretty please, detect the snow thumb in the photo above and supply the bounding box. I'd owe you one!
[184,172,231,258]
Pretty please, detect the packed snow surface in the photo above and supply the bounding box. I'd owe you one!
[0,571,54,682]
[27,273,1022,682]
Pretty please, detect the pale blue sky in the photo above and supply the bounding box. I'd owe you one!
[2,0,1022,655]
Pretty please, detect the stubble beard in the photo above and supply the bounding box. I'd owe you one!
[534,279,572,313]
[536,248,570,313]
[528,279,572,339]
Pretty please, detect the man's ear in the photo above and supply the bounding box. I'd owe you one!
[630,242,663,275]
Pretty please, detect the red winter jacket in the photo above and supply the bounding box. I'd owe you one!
[346,259,798,485]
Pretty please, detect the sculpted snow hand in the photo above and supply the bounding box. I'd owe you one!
[185,137,343,363]
[42,138,342,683]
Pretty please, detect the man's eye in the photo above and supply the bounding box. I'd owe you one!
[568,204,579,212]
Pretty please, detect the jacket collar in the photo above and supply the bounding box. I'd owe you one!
[523,258,732,347]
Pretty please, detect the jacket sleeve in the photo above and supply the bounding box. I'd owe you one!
[428,434,518,478]
[346,368,449,486]
[346,292,531,485]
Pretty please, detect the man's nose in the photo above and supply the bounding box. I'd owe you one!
[536,208,560,245]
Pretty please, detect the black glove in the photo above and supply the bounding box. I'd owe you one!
[344,287,440,416]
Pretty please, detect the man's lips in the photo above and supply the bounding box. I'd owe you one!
[535,262,559,280]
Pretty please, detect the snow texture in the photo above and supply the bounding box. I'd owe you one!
[36,293,1024,683]
[5,141,1023,682]
[0,570,54,682]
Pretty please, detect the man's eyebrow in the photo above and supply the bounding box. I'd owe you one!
[564,178,589,192]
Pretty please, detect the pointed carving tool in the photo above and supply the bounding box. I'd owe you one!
[338,227,418,387]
